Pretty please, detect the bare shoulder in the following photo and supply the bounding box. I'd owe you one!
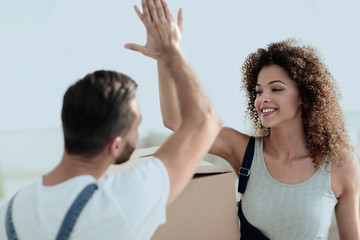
[209,127,251,173]
[333,152,360,180]
[332,152,360,239]
[332,151,360,198]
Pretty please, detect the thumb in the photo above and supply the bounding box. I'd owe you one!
[177,8,183,33]
[124,43,146,54]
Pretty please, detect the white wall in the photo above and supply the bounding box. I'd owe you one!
[1,0,360,134]
[1,0,360,203]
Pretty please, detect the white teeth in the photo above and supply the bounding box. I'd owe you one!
[262,108,276,113]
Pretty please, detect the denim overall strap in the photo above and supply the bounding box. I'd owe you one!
[6,194,19,240]
[238,200,270,240]
[237,137,270,240]
[238,136,255,194]
[56,183,98,240]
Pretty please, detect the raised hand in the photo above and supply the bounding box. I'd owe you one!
[125,0,182,60]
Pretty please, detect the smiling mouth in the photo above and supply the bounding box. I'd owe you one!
[261,108,278,113]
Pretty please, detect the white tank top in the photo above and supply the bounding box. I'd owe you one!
[241,137,338,240]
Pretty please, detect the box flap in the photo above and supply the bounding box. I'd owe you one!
[106,145,160,174]
[195,161,232,176]
[107,145,233,176]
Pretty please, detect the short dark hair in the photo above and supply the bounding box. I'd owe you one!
[61,70,138,157]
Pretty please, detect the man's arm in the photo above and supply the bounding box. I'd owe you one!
[155,9,250,176]
[125,0,222,205]
[155,47,222,205]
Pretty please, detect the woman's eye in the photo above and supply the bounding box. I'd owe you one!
[272,88,283,92]
[255,90,262,95]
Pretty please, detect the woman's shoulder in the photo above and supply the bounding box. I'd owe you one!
[331,151,360,198]
[332,152,359,177]
[219,127,253,152]
[209,127,252,172]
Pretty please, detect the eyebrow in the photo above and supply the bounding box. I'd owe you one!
[256,80,287,86]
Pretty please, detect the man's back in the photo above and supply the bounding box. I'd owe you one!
[0,157,169,240]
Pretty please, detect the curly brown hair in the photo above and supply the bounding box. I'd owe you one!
[241,38,352,167]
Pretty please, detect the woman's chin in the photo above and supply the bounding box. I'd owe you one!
[260,121,272,129]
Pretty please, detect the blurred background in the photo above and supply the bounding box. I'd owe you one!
[0,0,359,211]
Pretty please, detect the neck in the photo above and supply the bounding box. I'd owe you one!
[265,118,309,160]
[43,151,112,186]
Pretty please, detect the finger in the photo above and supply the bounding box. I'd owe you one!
[162,0,173,20]
[134,5,144,23]
[141,0,152,24]
[147,0,159,23]
[177,8,183,32]
[154,0,165,21]
[124,43,146,54]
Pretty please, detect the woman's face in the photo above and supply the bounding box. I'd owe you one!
[254,64,302,129]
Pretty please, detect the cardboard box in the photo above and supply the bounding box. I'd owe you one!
[107,146,240,240]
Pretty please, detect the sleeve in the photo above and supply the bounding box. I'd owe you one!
[132,156,170,219]
[0,201,10,240]
[104,157,170,235]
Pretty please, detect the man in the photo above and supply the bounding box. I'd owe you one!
[0,0,222,239]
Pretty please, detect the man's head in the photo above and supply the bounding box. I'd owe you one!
[61,70,138,161]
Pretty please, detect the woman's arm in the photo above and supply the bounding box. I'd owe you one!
[157,31,249,175]
[334,152,360,239]
[157,59,181,131]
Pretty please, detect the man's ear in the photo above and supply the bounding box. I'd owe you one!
[108,136,123,157]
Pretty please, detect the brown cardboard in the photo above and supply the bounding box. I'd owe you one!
[152,161,239,240]
[106,145,160,174]
[107,146,240,240]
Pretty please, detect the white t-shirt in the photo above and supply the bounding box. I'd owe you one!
[0,157,169,240]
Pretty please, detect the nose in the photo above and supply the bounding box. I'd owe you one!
[258,91,271,103]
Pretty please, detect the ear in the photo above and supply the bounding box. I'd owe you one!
[108,136,123,157]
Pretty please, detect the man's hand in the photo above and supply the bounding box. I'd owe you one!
[125,0,182,60]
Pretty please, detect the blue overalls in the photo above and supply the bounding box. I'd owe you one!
[238,137,270,240]
[6,183,97,240]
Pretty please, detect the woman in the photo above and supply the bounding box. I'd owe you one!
[157,11,360,240]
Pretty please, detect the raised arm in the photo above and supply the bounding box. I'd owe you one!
[154,7,250,176]
[155,8,183,131]
[125,0,222,205]
[157,58,181,131]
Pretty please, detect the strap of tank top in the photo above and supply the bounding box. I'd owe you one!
[56,183,98,240]
[238,136,255,194]
[6,193,19,240]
